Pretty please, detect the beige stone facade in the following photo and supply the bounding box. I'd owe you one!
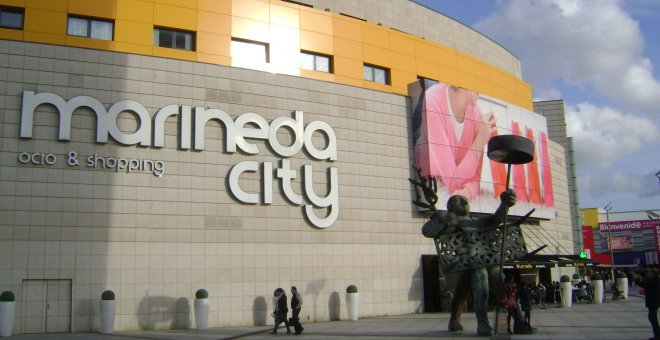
[0,40,434,332]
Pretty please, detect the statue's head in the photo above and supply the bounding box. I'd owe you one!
[446,195,469,216]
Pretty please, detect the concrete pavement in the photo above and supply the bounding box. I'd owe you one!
[9,295,655,340]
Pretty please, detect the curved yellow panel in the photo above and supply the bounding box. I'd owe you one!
[1,0,533,109]
[68,0,116,18]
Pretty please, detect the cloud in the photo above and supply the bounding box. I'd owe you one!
[566,102,658,166]
[579,168,660,199]
[474,0,660,115]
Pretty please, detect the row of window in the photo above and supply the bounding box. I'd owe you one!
[0,6,391,85]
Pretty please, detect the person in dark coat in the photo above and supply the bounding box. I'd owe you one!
[271,288,291,334]
[290,286,304,335]
[519,282,533,325]
[636,269,660,340]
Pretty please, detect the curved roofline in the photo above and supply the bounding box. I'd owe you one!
[410,0,521,61]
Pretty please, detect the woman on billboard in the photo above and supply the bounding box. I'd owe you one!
[415,83,496,201]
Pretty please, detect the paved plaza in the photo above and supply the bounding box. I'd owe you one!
[9,294,655,340]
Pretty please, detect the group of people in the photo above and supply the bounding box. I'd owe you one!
[502,279,534,334]
[271,286,304,335]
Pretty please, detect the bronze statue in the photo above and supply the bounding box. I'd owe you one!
[411,169,531,336]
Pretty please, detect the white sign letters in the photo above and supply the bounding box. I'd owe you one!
[19,91,339,228]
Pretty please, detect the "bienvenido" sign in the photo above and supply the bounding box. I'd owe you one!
[19,91,339,228]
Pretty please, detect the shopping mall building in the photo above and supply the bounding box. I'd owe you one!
[0,0,578,334]
[581,208,660,268]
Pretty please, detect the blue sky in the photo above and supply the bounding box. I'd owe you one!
[415,0,660,213]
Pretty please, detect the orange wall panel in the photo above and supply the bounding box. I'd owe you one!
[270,4,299,28]
[473,62,492,81]
[0,28,23,40]
[24,8,66,34]
[0,0,26,7]
[198,11,230,35]
[66,35,115,50]
[335,74,363,88]
[68,0,116,18]
[363,80,390,92]
[456,54,475,75]
[437,64,458,85]
[333,37,361,60]
[363,44,389,67]
[232,0,268,22]
[390,69,416,90]
[155,0,196,9]
[437,47,456,68]
[389,33,414,56]
[332,16,361,41]
[361,25,388,48]
[415,58,438,80]
[154,3,197,31]
[198,52,230,65]
[232,16,269,41]
[456,72,476,90]
[198,0,230,14]
[300,9,332,34]
[116,0,154,24]
[414,41,437,62]
[197,32,230,56]
[300,30,332,55]
[24,31,65,44]
[333,56,362,79]
[390,51,415,73]
[26,0,66,11]
[153,45,196,61]
[114,20,152,45]
[114,41,153,55]
[301,68,334,82]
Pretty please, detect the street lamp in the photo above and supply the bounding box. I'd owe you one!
[604,202,615,287]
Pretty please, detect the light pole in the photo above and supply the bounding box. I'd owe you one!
[604,202,615,286]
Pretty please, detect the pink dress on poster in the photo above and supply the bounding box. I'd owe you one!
[511,122,529,202]
[540,132,554,206]
[415,84,486,200]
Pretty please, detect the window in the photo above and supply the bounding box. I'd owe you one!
[0,7,24,30]
[231,38,269,63]
[154,27,195,51]
[67,16,113,40]
[300,51,332,73]
[364,64,389,85]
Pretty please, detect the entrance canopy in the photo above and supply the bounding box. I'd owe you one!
[504,254,599,269]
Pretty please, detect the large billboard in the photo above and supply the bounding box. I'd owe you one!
[410,79,554,219]
[595,220,660,253]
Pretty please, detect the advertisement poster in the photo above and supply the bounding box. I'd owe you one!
[410,79,554,219]
[608,235,634,250]
[596,220,660,253]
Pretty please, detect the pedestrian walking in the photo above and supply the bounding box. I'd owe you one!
[271,288,291,334]
[290,286,304,335]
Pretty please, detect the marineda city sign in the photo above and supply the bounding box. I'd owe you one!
[19,91,339,228]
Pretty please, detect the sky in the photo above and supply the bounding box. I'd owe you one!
[415,0,660,213]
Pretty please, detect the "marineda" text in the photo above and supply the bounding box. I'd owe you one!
[19,91,339,228]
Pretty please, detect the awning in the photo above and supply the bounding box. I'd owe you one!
[504,254,599,269]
